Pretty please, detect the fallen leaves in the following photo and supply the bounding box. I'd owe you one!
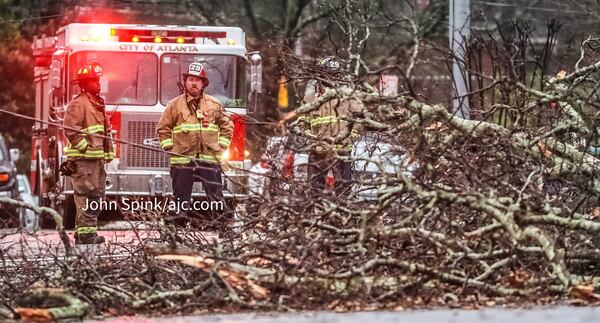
[424,121,450,133]
[569,283,600,303]
[537,142,553,158]
[13,289,88,322]
[246,256,272,267]
[14,308,53,322]
[503,269,531,288]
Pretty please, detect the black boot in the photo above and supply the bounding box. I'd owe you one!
[74,232,106,244]
[165,210,189,228]
[160,222,185,246]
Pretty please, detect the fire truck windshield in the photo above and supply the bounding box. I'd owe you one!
[160,54,246,107]
[69,52,158,105]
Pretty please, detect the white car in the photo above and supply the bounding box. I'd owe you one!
[249,132,416,199]
[352,132,417,198]
[17,174,39,232]
[248,134,309,197]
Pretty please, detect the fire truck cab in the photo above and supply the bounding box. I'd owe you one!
[31,23,261,228]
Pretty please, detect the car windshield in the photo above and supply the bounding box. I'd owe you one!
[69,52,158,105]
[160,54,246,107]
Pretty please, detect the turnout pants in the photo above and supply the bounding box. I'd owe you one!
[308,151,352,196]
[71,159,106,234]
[170,160,226,225]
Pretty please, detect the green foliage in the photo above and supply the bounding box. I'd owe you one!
[0,6,33,173]
[0,0,74,172]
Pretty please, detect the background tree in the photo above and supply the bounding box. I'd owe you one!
[6,1,600,318]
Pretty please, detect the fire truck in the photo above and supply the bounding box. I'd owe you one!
[31,23,262,228]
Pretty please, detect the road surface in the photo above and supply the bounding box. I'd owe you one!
[0,223,218,263]
[93,307,600,323]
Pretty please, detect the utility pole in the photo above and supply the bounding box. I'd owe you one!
[449,0,470,119]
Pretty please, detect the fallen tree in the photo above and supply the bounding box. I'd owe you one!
[4,1,600,319]
[4,72,600,318]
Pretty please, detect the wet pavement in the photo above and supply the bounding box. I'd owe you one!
[4,229,598,322]
[0,229,158,263]
[93,307,600,323]
[0,225,218,264]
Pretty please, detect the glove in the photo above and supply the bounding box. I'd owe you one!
[59,160,76,177]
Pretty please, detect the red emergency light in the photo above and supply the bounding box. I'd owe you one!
[34,56,52,67]
[224,114,246,161]
[108,111,121,158]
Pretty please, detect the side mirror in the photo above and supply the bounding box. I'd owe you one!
[9,148,20,162]
[249,52,262,94]
[18,181,25,193]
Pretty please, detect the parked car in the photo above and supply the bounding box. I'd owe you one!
[0,134,20,226]
[17,174,39,232]
[249,131,417,199]
[248,133,309,197]
[352,132,417,198]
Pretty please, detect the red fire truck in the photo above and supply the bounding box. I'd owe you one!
[31,23,262,228]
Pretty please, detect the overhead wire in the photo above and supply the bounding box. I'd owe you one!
[0,2,133,25]
[0,106,228,170]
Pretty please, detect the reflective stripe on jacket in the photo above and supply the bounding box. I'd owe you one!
[63,92,114,161]
[299,96,363,153]
[156,93,233,165]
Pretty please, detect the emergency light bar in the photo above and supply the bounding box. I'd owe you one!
[111,28,227,44]
[62,24,243,46]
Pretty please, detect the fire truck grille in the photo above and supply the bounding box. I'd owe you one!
[121,114,169,169]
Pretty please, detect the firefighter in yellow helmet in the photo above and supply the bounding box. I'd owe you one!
[63,62,114,244]
[156,62,233,228]
[297,56,363,195]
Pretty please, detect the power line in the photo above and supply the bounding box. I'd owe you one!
[0,13,66,24]
[0,3,131,25]
[0,106,227,169]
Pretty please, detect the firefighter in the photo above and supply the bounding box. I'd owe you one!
[63,62,114,245]
[298,56,363,196]
[156,62,233,228]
